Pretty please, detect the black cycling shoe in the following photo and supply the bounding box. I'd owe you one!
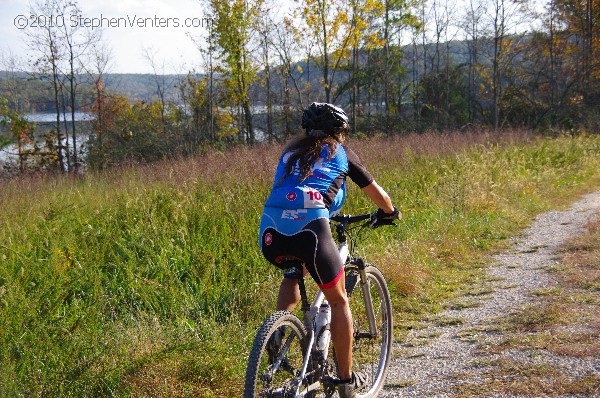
[337,371,369,398]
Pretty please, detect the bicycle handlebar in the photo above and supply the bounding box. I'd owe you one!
[331,212,397,229]
[330,212,375,224]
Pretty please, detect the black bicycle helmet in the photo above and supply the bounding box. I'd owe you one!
[301,102,349,135]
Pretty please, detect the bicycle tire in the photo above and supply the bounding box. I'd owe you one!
[244,310,307,398]
[345,265,393,398]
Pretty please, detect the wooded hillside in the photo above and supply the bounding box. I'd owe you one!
[1,0,598,174]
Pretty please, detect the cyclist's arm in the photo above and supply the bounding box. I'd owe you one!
[361,181,395,214]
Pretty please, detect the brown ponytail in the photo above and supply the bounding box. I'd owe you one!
[283,131,343,182]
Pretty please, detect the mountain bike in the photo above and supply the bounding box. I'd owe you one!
[244,212,394,397]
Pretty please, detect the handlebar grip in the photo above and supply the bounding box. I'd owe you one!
[330,213,374,224]
[370,218,396,228]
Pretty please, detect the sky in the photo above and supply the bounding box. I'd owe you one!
[1,0,214,74]
[1,0,545,75]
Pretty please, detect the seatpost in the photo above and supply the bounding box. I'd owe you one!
[335,220,347,243]
[297,272,311,315]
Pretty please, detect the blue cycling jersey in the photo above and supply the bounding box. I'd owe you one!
[260,143,373,236]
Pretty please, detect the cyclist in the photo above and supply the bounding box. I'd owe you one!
[258,102,400,398]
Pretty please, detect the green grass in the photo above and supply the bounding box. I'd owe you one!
[1,130,600,396]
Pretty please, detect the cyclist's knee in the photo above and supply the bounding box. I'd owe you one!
[321,280,349,308]
[328,295,350,311]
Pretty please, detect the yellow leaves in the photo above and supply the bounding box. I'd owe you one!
[215,111,237,139]
[53,246,77,274]
[365,0,385,14]
[364,33,386,50]
[297,65,303,74]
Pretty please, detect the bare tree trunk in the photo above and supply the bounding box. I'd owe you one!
[383,2,391,133]
[321,0,331,102]
[351,44,358,136]
[263,32,273,141]
[67,43,78,172]
[583,0,593,104]
[50,52,66,172]
[492,0,504,130]
[59,81,71,170]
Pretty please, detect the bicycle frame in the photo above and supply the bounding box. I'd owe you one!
[282,214,381,397]
[297,273,325,396]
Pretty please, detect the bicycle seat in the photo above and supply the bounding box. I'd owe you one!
[281,260,304,280]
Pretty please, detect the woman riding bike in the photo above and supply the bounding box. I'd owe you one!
[258,102,400,398]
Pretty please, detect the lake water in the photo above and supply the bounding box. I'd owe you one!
[1,113,94,164]
[23,112,95,123]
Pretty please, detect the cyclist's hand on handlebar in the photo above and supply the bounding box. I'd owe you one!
[372,206,401,227]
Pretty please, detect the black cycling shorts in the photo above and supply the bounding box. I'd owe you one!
[260,218,344,289]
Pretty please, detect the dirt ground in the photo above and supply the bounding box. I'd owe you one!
[384,191,600,397]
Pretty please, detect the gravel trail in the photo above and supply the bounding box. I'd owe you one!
[383,191,600,397]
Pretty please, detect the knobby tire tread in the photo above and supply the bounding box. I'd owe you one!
[244,310,306,398]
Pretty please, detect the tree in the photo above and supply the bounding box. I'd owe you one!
[460,0,486,123]
[0,98,35,173]
[22,0,101,172]
[84,41,113,168]
[0,50,25,114]
[418,64,469,128]
[270,13,316,135]
[419,0,458,128]
[377,0,419,131]
[57,0,101,172]
[189,16,219,142]
[256,4,276,141]
[24,0,66,171]
[553,0,599,107]
[298,0,355,103]
[485,0,529,129]
[345,0,384,134]
[207,0,264,144]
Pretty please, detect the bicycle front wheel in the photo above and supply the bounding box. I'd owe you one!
[244,310,307,398]
[345,264,393,398]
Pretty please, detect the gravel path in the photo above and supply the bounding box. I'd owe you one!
[383,191,600,397]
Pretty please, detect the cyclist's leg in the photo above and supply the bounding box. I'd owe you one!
[304,218,354,380]
[276,278,299,311]
[320,272,353,380]
[276,266,309,311]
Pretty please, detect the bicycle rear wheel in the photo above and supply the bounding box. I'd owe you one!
[345,265,393,398]
[244,310,307,398]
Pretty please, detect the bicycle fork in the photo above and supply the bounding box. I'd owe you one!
[356,258,379,339]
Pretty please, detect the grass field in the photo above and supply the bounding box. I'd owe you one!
[1,130,600,396]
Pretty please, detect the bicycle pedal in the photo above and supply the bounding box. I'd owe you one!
[322,375,344,385]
